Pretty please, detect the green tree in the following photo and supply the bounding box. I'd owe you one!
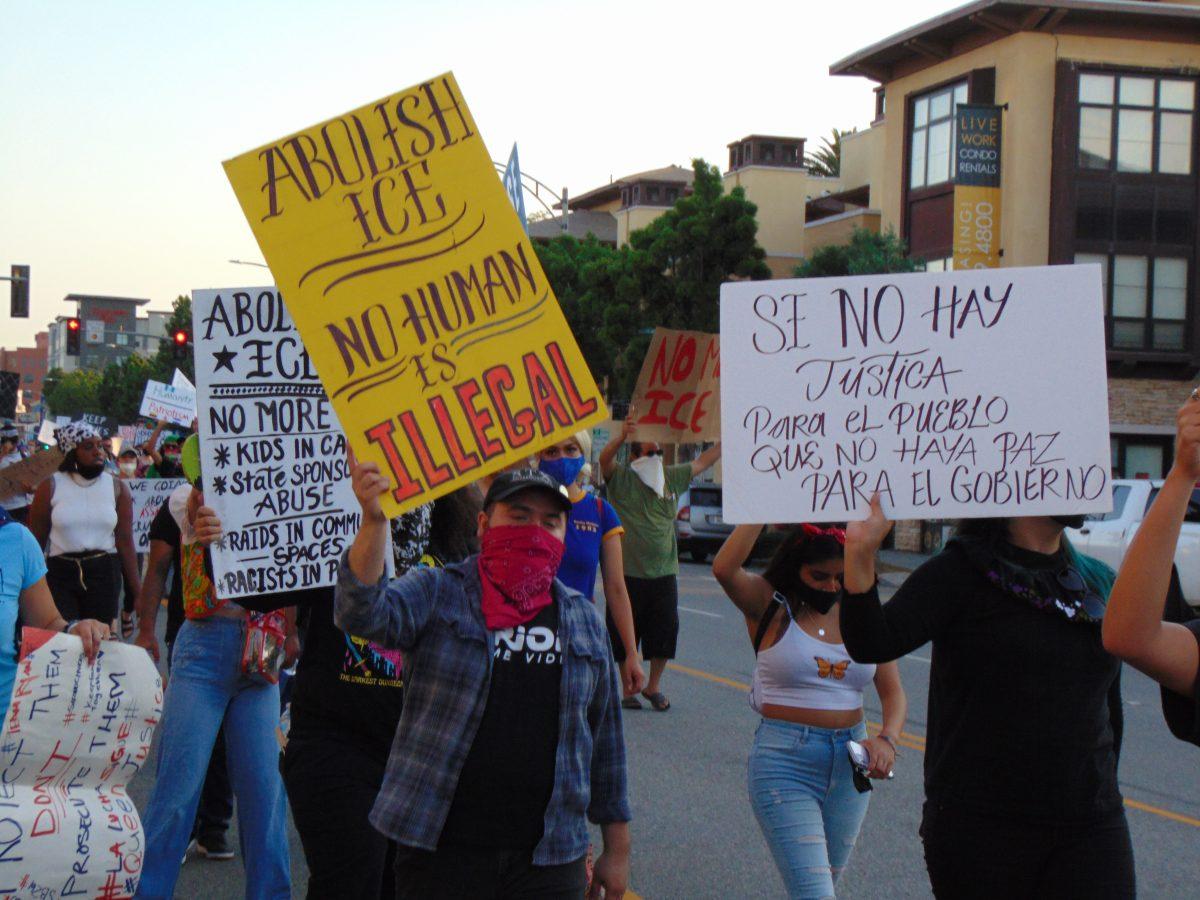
[97,354,158,423]
[148,295,195,385]
[805,128,846,178]
[793,227,922,278]
[42,367,103,418]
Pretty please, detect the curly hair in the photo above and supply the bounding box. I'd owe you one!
[761,527,845,604]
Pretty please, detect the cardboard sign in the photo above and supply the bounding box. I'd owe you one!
[139,380,196,428]
[0,629,162,897]
[719,265,1112,523]
[222,72,606,518]
[128,478,187,553]
[629,328,720,443]
[0,449,63,503]
[192,287,365,598]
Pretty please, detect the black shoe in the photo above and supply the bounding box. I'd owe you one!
[196,832,235,860]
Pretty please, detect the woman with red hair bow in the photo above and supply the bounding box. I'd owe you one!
[713,524,906,898]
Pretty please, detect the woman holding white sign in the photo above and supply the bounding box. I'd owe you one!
[840,504,1133,898]
[713,523,906,899]
[1104,394,1200,748]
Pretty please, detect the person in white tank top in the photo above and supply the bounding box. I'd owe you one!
[713,523,907,900]
[29,421,141,626]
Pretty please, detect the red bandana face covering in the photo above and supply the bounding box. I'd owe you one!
[477,524,565,630]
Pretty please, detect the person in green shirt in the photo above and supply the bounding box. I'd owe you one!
[599,412,721,711]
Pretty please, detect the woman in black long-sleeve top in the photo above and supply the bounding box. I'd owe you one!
[840,499,1133,899]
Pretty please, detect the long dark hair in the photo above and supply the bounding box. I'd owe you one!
[761,527,845,605]
[952,516,1115,597]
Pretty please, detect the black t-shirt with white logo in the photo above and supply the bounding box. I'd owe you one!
[438,601,563,850]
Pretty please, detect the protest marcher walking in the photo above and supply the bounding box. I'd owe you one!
[599,412,721,710]
[143,421,186,478]
[840,498,1133,898]
[30,421,141,626]
[714,523,905,898]
[0,425,32,524]
[135,484,300,899]
[1104,393,1200,746]
[538,430,645,697]
[336,466,631,899]
[135,482,235,862]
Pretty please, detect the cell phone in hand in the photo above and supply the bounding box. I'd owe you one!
[847,740,873,793]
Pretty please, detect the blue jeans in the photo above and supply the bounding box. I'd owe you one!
[748,719,870,900]
[136,617,291,899]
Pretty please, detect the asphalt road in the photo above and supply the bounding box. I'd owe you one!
[128,559,1200,898]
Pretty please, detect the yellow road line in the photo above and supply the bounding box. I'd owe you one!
[665,661,1200,830]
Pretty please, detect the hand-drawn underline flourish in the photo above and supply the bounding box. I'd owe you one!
[320,213,487,297]
[297,203,469,289]
[453,300,550,357]
[448,291,550,350]
[331,356,410,402]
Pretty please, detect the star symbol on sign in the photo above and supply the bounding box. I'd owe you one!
[212,475,228,496]
[214,445,231,469]
[212,346,237,373]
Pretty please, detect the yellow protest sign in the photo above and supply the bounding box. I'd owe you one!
[222,72,606,516]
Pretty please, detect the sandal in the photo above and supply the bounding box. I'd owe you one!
[642,691,671,712]
[621,696,643,710]
[120,612,135,641]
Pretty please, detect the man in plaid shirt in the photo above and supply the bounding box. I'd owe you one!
[337,466,631,899]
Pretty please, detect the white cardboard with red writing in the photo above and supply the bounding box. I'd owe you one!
[720,264,1113,523]
[0,630,162,897]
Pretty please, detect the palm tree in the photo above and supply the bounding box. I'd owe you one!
[805,128,845,178]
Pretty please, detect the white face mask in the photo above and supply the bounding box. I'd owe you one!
[630,455,665,497]
[119,462,138,476]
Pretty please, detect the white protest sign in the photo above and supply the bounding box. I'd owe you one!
[171,369,195,393]
[192,287,362,599]
[128,478,187,553]
[719,264,1112,523]
[35,420,56,446]
[0,629,162,897]
[139,380,196,428]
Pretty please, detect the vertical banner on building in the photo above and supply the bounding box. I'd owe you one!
[503,143,528,232]
[953,104,1003,270]
[222,72,606,518]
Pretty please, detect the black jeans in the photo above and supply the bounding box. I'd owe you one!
[46,552,121,622]
[922,804,1135,899]
[283,734,394,900]
[393,845,586,900]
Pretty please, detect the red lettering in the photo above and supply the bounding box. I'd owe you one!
[691,391,713,434]
[700,338,720,379]
[545,341,599,420]
[398,411,452,488]
[483,366,535,448]
[427,395,480,474]
[454,380,504,459]
[669,392,696,431]
[522,352,571,435]
[31,807,57,837]
[647,335,671,387]
[364,420,424,503]
[640,390,672,425]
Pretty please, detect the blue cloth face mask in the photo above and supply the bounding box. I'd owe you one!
[539,455,585,488]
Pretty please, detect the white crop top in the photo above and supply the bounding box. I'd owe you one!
[48,471,118,556]
[750,595,876,713]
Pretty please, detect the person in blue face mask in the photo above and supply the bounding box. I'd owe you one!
[538,431,645,698]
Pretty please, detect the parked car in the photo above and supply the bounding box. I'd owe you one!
[675,482,786,564]
[1064,479,1200,607]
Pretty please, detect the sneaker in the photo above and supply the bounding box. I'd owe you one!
[196,833,235,861]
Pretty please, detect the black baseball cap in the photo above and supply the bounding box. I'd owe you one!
[483,468,572,514]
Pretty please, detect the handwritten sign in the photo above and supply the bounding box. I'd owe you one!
[629,328,720,443]
[0,449,63,503]
[139,381,196,428]
[128,479,186,553]
[719,265,1112,523]
[192,287,364,599]
[0,629,162,897]
[119,424,156,451]
[222,72,606,518]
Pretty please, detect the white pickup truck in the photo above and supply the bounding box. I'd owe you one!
[1065,479,1200,607]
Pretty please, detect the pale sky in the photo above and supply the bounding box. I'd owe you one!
[0,0,957,351]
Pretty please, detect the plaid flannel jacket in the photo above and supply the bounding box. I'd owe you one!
[334,553,631,865]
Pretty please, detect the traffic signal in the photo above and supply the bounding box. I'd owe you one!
[65,318,81,356]
[9,266,28,318]
[172,328,190,360]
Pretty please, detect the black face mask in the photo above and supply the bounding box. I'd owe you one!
[795,581,842,615]
[1052,514,1086,530]
[76,462,105,480]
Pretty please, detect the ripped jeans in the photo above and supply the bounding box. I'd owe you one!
[748,719,870,899]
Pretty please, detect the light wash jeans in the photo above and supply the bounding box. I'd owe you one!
[136,616,291,899]
[748,718,871,900]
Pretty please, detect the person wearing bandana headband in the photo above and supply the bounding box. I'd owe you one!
[337,464,631,899]
[840,499,1132,898]
[537,430,645,699]
[598,409,722,712]
[714,522,907,899]
[30,421,141,628]
[1105,391,1200,750]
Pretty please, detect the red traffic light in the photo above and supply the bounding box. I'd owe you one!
[173,330,188,345]
[67,318,80,331]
